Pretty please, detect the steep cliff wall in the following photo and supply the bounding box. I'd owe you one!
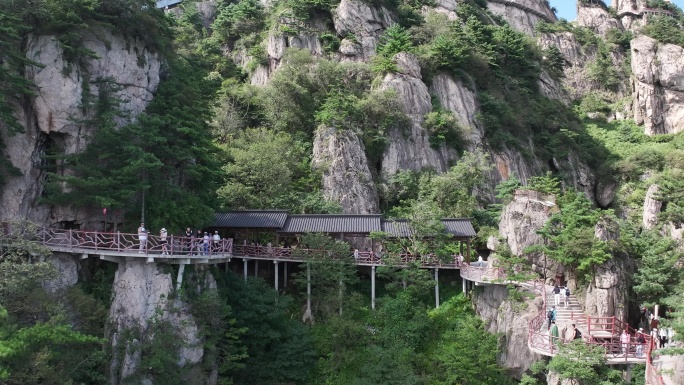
[473,284,543,377]
[486,0,556,36]
[632,35,684,135]
[1,29,160,227]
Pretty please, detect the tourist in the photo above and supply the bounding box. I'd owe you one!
[185,227,192,255]
[547,306,556,330]
[564,286,570,308]
[203,232,210,255]
[353,249,359,259]
[636,328,646,358]
[138,222,147,253]
[572,324,582,340]
[160,228,168,255]
[553,285,561,305]
[195,230,203,255]
[659,326,668,348]
[213,231,220,252]
[621,329,630,356]
[477,255,484,267]
[550,321,560,350]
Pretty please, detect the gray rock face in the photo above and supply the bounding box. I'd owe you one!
[486,0,556,36]
[652,353,684,385]
[312,126,380,214]
[43,253,79,292]
[546,371,575,385]
[333,0,395,61]
[1,30,160,227]
[430,73,484,147]
[576,5,623,38]
[109,260,205,384]
[643,184,662,230]
[380,53,457,176]
[631,36,684,135]
[583,256,629,321]
[499,190,563,277]
[473,284,543,377]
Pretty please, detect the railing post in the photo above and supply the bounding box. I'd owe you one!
[94,230,98,250]
[170,235,174,256]
[69,229,72,246]
[117,232,120,252]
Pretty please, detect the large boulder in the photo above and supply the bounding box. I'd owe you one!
[312,126,380,214]
[632,36,684,135]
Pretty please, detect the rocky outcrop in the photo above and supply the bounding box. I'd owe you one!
[582,219,629,321]
[486,0,556,36]
[430,73,484,147]
[473,284,543,377]
[312,126,380,214]
[653,353,684,385]
[631,36,684,136]
[109,260,205,385]
[612,0,649,31]
[576,4,623,38]
[380,53,457,176]
[546,371,574,385]
[643,184,662,230]
[499,189,563,278]
[1,29,160,227]
[44,253,79,292]
[333,0,394,61]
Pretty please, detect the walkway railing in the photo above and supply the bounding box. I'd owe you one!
[40,228,232,257]
[38,228,465,268]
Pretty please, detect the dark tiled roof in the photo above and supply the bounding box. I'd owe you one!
[213,211,289,228]
[380,219,412,237]
[381,219,475,238]
[441,219,477,237]
[279,215,382,234]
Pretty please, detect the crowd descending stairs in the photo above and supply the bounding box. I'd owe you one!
[545,289,588,337]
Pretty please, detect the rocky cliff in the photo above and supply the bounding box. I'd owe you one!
[0,29,160,227]
[473,284,543,377]
[632,35,684,135]
[486,0,556,36]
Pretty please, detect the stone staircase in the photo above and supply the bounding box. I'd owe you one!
[544,289,589,339]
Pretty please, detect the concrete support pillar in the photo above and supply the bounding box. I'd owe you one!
[371,265,376,310]
[625,364,632,383]
[255,260,258,277]
[339,280,343,315]
[462,277,467,294]
[302,263,313,323]
[176,264,186,291]
[283,262,288,287]
[402,279,407,289]
[274,261,279,291]
[435,268,440,308]
[243,259,248,280]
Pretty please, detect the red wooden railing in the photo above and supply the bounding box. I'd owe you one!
[40,228,233,257]
[38,228,465,267]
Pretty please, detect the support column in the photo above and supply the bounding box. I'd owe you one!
[339,280,343,315]
[462,277,467,295]
[274,261,279,291]
[255,260,258,277]
[176,264,186,291]
[371,265,376,310]
[625,364,632,383]
[243,259,248,280]
[466,239,471,263]
[435,268,440,308]
[283,262,288,288]
[303,263,313,323]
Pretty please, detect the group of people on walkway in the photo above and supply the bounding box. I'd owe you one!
[136,223,222,255]
[553,285,571,307]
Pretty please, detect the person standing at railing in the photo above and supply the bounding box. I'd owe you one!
[138,223,148,254]
[550,321,560,349]
[636,328,646,358]
[353,249,359,260]
[160,228,169,255]
[477,255,484,267]
[547,306,556,330]
[185,228,193,255]
[203,232,210,255]
[212,230,221,252]
[621,329,630,356]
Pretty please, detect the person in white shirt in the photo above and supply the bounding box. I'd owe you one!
[212,231,220,252]
[160,228,168,255]
[203,232,210,255]
[477,255,484,267]
[138,223,147,253]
